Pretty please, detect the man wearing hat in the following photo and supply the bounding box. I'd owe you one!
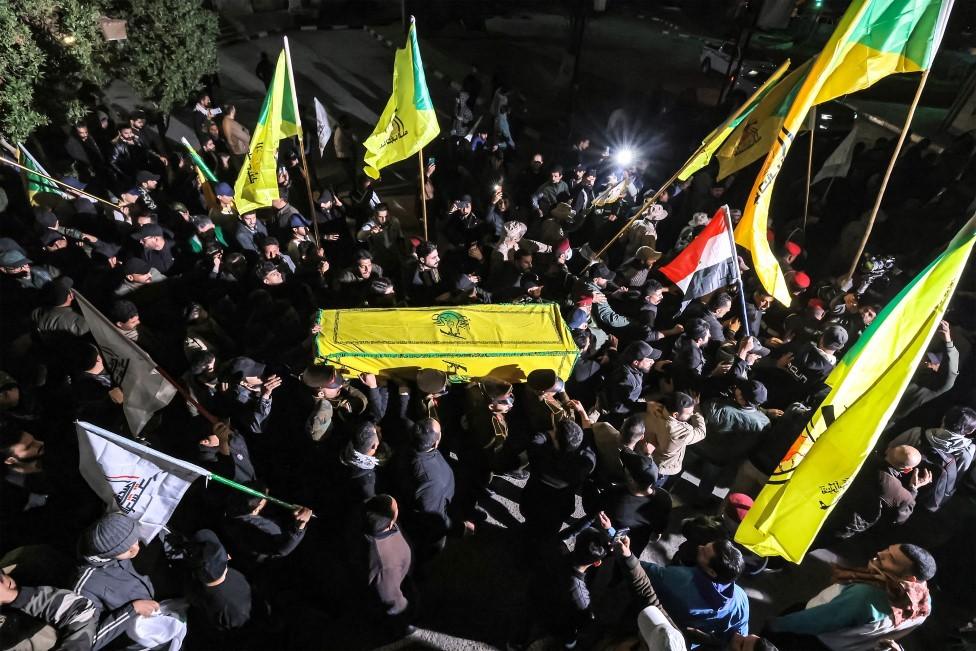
[113,257,165,297]
[397,369,462,441]
[522,369,574,434]
[134,170,160,211]
[624,203,668,260]
[34,208,98,246]
[209,182,238,222]
[217,356,281,437]
[580,262,645,341]
[597,452,671,557]
[615,245,662,290]
[74,512,187,651]
[301,363,369,442]
[761,325,848,408]
[0,249,58,291]
[131,222,175,275]
[603,340,661,425]
[536,201,576,248]
[286,212,315,261]
[444,196,488,248]
[222,481,313,570]
[185,529,252,635]
[31,277,90,342]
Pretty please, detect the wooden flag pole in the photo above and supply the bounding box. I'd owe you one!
[845,68,931,282]
[419,147,429,241]
[802,107,816,232]
[283,36,322,248]
[0,156,123,212]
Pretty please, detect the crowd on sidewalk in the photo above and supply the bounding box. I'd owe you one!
[1,52,975,651]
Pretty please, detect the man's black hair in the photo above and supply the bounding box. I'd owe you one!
[708,292,733,311]
[570,527,609,566]
[620,415,646,447]
[660,392,694,415]
[188,349,216,376]
[374,203,389,213]
[225,480,269,517]
[644,279,664,294]
[412,418,440,451]
[685,318,710,342]
[353,249,373,262]
[351,422,379,455]
[514,248,533,260]
[364,494,396,534]
[900,544,937,581]
[707,539,744,583]
[943,406,976,438]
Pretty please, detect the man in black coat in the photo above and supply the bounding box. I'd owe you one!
[221,481,312,571]
[603,340,660,426]
[185,529,252,635]
[395,419,456,562]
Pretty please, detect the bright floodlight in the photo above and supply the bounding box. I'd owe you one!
[615,148,635,167]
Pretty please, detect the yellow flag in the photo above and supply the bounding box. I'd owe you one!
[734,0,953,306]
[363,21,440,179]
[315,304,578,384]
[233,50,301,214]
[715,60,811,181]
[737,215,976,561]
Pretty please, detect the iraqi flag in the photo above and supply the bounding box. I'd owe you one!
[659,206,738,308]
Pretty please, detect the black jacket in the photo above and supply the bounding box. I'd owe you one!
[186,568,252,632]
[222,513,306,568]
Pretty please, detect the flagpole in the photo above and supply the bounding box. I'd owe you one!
[418,147,429,240]
[723,205,751,339]
[844,68,932,283]
[802,107,816,232]
[0,156,123,212]
[208,472,310,514]
[151,363,220,425]
[282,36,322,249]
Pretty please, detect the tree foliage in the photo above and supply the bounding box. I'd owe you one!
[0,0,218,143]
[0,0,109,142]
[115,0,219,117]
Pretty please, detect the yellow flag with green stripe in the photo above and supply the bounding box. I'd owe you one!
[233,50,301,214]
[363,20,440,179]
[677,59,792,182]
[736,214,976,562]
[735,0,954,306]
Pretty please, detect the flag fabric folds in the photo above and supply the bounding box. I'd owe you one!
[678,60,793,182]
[362,21,440,179]
[733,0,954,306]
[812,124,871,184]
[736,214,976,562]
[77,421,208,543]
[659,206,739,308]
[18,144,70,205]
[233,50,301,214]
[316,304,579,385]
[314,97,333,158]
[75,291,177,435]
[181,137,219,212]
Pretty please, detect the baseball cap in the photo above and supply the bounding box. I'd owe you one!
[791,271,811,289]
[590,263,615,281]
[527,369,563,394]
[622,340,661,363]
[737,379,768,406]
[417,369,449,394]
[0,250,31,268]
[121,258,151,276]
[34,210,58,227]
[822,325,849,351]
[131,223,164,240]
[636,246,662,263]
[724,493,754,523]
[302,363,344,389]
[215,182,233,197]
[136,170,161,183]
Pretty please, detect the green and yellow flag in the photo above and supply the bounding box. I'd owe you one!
[734,0,954,306]
[678,59,792,182]
[234,50,301,214]
[737,214,976,562]
[715,60,812,181]
[363,20,440,179]
[18,145,70,206]
[181,137,219,211]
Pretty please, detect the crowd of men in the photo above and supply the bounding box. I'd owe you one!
[0,54,975,651]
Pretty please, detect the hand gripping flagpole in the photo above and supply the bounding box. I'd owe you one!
[722,204,751,339]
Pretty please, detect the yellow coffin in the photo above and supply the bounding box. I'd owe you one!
[315,304,579,384]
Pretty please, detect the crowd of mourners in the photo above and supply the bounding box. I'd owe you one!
[1,60,975,651]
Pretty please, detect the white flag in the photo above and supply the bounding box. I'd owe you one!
[76,421,209,542]
[314,97,333,157]
[74,291,177,435]
[812,124,869,185]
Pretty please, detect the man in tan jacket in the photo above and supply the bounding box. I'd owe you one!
[645,391,706,487]
[221,105,251,157]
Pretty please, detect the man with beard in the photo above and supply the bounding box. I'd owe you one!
[188,215,229,254]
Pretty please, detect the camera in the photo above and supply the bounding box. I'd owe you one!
[855,252,900,298]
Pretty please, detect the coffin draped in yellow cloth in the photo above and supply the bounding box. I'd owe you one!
[315,304,579,384]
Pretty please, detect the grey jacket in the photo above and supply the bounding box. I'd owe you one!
[74,558,154,650]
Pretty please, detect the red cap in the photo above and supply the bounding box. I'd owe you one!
[785,241,802,256]
[725,493,754,523]
[808,297,825,309]
[766,228,775,243]
[555,238,571,255]
[792,271,811,289]
[575,294,594,307]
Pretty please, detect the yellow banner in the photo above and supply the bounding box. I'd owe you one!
[315,304,579,384]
